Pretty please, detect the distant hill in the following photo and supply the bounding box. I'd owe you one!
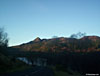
[12,36,100,52]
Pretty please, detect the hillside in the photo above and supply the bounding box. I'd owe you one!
[12,36,100,52]
[10,36,100,75]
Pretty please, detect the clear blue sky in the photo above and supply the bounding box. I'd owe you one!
[0,0,100,46]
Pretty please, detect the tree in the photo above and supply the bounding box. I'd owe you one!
[0,27,8,47]
[70,32,86,39]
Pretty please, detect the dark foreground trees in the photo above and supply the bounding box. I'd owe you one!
[23,51,100,75]
[0,27,8,47]
[0,27,8,55]
[0,27,29,74]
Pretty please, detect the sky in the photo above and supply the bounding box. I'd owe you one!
[0,0,100,46]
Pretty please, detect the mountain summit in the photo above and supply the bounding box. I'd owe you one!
[34,37,41,42]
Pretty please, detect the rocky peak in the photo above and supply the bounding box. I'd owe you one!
[34,37,41,42]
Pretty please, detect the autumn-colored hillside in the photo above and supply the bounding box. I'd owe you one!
[12,36,100,52]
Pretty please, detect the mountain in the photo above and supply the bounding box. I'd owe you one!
[34,37,41,42]
[12,36,100,52]
[81,36,100,41]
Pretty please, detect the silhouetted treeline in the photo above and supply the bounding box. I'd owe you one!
[0,28,28,74]
[44,51,100,74]
[11,50,100,75]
